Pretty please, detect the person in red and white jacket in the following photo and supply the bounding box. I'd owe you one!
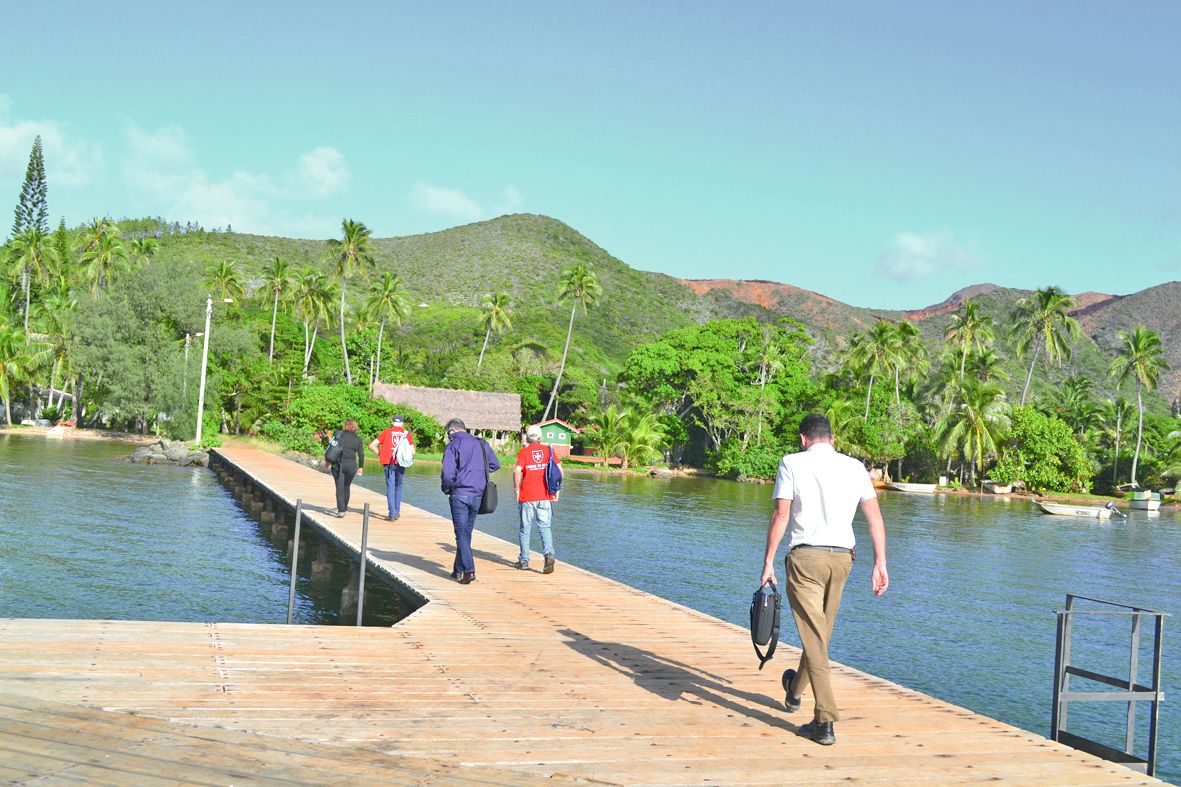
[368,415,414,521]
[512,425,559,573]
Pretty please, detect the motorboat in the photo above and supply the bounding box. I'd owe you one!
[885,482,938,493]
[1129,491,1162,511]
[1034,500,1123,519]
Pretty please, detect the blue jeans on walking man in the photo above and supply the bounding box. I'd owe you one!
[448,494,480,577]
[384,462,405,518]
[518,500,554,564]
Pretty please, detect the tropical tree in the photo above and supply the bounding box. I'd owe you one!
[1109,325,1169,486]
[326,219,376,385]
[1012,286,1081,406]
[7,227,53,335]
[127,236,159,268]
[944,299,994,380]
[363,271,410,385]
[1101,397,1133,486]
[477,292,513,371]
[934,377,1010,486]
[542,262,602,421]
[747,326,787,442]
[0,326,33,424]
[204,261,245,303]
[79,220,127,293]
[260,257,290,362]
[35,288,76,410]
[11,135,48,238]
[292,267,334,376]
[846,321,900,419]
[616,405,666,469]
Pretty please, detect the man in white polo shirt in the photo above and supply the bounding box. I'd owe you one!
[760,413,889,746]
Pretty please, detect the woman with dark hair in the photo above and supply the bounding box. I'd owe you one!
[325,418,364,518]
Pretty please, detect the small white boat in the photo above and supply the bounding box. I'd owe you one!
[1130,492,1162,511]
[1034,500,1118,519]
[983,481,1012,494]
[886,482,938,494]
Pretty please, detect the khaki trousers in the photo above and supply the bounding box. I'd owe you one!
[786,547,853,723]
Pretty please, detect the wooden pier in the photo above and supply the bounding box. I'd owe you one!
[0,442,1160,784]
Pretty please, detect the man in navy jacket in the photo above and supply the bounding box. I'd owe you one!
[440,418,500,584]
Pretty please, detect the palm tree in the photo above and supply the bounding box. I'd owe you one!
[1012,286,1081,405]
[944,299,994,380]
[0,326,33,424]
[477,292,513,371]
[1163,429,1181,481]
[293,268,334,376]
[586,403,627,461]
[204,261,245,303]
[1102,397,1132,486]
[890,321,928,404]
[127,237,159,268]
[847,321,900,420]
[616,405,666,469]
[36,289,76,411]
[1109,325,1169,486]
[363,271,410,385]
[542,262,602,421]
[80,232,127,292]
[935,378,1010,487]
[6,227,53,336]
[825,398,867,459]
[260,257,290,362]
[326,219,376,385]
[749,327,787,442]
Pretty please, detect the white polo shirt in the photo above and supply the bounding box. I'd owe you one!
[772,443,876,550]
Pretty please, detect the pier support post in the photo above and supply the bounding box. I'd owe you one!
[311,540,332,583]
[341,563,360,619]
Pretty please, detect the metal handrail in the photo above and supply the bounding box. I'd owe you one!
[287,499,303,624]
[1051,594,1168,776]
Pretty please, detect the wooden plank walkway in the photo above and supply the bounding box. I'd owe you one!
[0,442,1160,785]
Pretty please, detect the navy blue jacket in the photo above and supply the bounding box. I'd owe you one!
[440,431,500,498]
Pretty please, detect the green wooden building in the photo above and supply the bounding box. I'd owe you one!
[529,419,581,457]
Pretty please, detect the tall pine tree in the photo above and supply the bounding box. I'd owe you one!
[12,135,48,238]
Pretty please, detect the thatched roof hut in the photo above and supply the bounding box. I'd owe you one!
[372,383,521,439]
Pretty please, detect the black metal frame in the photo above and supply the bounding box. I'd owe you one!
[1051,594,1168,776]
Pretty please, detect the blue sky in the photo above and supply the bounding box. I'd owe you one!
[1,1,1178,309]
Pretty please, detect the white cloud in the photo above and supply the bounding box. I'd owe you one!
[874,231,983,282]
[295,146,350,197]
[410,181,485,222]
[122,122,350,236]
[0,108,102,187]
[409,181,524,223]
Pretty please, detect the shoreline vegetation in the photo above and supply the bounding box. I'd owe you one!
[1,137,1178,501]
[7,426,1176,512]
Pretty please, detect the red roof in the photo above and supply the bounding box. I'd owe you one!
[530,418,582,434]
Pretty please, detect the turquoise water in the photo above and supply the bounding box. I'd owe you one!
[367,463,1180,783]
[1,434,1175,780]
[0,433,401,625]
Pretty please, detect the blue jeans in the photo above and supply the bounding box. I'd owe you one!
[448,494,480,576]
[383,463,405,516]
[518,500,554,563]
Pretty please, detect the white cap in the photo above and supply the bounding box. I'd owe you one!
[525,425,542,440]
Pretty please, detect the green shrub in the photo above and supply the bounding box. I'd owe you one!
[261,384,443,455]
[711,441,790,481]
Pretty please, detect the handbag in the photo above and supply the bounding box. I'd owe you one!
[544,445,563,494]
[477,439,498,514]
[324,431,344,465]
[749,580,781,670]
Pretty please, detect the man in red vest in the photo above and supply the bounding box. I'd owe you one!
[512,425,559,573]
[369,415,414,521]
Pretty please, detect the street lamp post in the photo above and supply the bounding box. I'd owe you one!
[195,297,213,444]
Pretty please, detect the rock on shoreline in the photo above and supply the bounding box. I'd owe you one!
[128,439,210,467]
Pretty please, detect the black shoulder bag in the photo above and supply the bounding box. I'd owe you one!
[477,439,498,514]
[749,580,781,670]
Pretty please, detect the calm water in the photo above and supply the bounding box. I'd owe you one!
[0,433,401,626]
[364,462,1180,783]
[1,434,1175,780]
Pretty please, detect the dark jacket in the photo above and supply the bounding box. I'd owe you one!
[332,430,365,471]
[440,431,500,498]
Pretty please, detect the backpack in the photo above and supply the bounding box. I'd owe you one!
[324,431,343,465]
[394,433,416,468]
[544,445,563,494]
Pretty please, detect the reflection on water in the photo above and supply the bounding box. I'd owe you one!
[0,434,401,626]
[368,462,1180,783]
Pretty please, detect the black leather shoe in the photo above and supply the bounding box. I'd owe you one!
[782,669,802,713]
[797,720,835,745]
